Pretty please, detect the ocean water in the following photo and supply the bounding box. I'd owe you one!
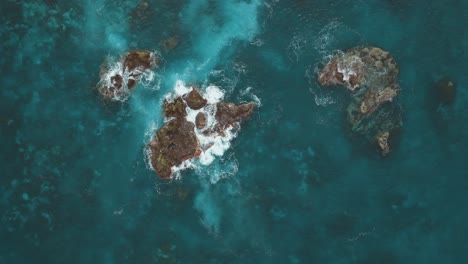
[1,0,467,263]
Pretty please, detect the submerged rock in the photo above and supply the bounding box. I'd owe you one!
[97,50,160,101]
[149,83,255,179]
[435,78,456,105]
[129,1,153,30]
[318,46,402,156]
[161,36,180,51]
[163,97,187,118]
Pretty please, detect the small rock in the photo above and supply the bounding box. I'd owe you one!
[183,89,207,110]
[376,131,390,156]
[435,78,456,105]
[196,112,207,129]
[215,102,255,130]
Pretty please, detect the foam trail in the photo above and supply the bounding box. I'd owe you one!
[180,0,262,74]
[84,0,129,51]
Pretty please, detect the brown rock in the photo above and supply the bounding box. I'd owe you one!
[123,50,158,72]
[215,102,255,130]
[163,97,187,118]
[183,89,207,110]
[97,50,159,100]
[318,54,365,91]
[318,46,403,156]
[196,112,207,129]
[148,118,200,179]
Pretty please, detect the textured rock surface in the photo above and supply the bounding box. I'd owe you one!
[184,88,207,110]
[215,102,256,130]
[148,118,200,179]
[318,46,402,156]
[97,50,159,101]
[149,86,255,179]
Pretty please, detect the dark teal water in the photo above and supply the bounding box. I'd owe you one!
[1,0,467,263]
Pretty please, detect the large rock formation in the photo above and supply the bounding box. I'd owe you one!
[148,85,255,179]
[97,50,160,101]
[318,46,402,156]
[149,118,201,179]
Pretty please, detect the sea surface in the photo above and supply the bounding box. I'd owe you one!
[1,0,467,263]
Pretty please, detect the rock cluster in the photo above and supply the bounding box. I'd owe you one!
[97,50,159,101]
[148,87,255,179]
[318,46,402,155]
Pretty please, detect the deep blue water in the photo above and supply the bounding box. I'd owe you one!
[1,0,467,263]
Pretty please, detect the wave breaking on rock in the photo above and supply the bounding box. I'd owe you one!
[318,46,403,156]
[148,81,256,179]
[97,50,160,101]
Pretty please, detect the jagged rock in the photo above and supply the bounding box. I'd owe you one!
[318,46,402,155]
[183,89,207,110]
[163,97,187,118]
[149,86,255,179]
[215,102,256,130]
[148,118,201,179]
[97,50,159,101]
[195,112,207,129]
[123,50,158,72]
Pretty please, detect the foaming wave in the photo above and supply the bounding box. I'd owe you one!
[173,81,234,168]
[305,65,337,107]
[314,21,341,55]
[240,87,262,107]
[143,121,159,171]
[97,51,161,102]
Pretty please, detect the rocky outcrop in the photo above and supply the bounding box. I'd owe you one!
[215,102,256,130]
[183,88,207,110]
[318,46,402,156]
[149,118,201,179]
[97,50,159,101]
[149,85,255,179]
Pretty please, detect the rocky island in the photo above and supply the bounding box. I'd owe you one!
[318,46,403,156]
[97,50,160,101]
[148,82,255,179]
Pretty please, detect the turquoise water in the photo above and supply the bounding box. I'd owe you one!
[1,0,467,263]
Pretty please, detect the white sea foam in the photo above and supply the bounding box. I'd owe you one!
[157,80,245,180]
[97,52,160,101]
[240,87,262,107]
[143,122,159,171]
